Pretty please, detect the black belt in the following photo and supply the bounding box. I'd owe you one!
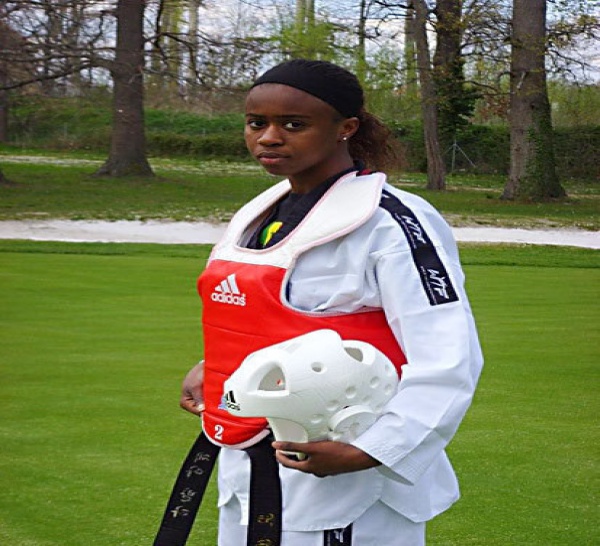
[246,436,282,545]
[153,432,282,546]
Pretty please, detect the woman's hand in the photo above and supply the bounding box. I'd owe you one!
[272,440,380,478]
[179,361,205,416]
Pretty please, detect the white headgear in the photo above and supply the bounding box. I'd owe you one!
[222,329,399,444]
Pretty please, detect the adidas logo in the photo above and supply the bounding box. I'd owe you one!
[211,273,247,306]
[219,390,241,412]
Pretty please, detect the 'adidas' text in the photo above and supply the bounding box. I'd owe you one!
[211,273,247,306]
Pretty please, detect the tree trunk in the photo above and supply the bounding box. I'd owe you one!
[294,0,316,58]
[433,0,464,145]
[295,0,307,55]
[413,0,446,190]
[503,0,565,200]
[66,1,86,95]
[0,10,9,141]
[356,0,368,83]
[0,167,13,186]
[96,0,153,177]
[163,1,183,96]
[403,2,418,97]
[0,89,8,142]
[187,0,201,85]
[0,57,8,142]
[41,0,63,96]
[295,0,307,32]
[433,0,462,80]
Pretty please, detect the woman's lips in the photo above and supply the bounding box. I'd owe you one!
[257,152,288,166]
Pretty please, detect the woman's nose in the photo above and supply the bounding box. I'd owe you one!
[257,125,283,146]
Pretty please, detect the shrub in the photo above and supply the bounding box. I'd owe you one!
[553,126,600,180]
[386,120,426,172]
[146,131,248,158]
[144,110,243,135]
[6,96,598,179]
[387,122,599,180]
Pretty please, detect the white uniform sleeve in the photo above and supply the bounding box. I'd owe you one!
[351,198,483,486]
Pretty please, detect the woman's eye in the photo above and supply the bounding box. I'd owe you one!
[284,121,304,130]
[247,119,265,129]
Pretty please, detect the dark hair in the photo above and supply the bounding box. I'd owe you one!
[351,108,401,172]
[252,59,401,172]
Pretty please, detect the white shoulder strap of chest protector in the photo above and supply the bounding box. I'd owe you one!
[212,171,386,268]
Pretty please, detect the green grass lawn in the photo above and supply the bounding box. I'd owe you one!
[1,153,599,229]
[1,241,598,545]
[0,159,273,223]
[0,242,217,545]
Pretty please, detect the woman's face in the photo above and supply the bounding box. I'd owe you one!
[244,83,358,193]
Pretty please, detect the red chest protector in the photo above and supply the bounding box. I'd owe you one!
[197,172,407,448]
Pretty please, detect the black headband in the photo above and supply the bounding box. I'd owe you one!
[251,59,364,118]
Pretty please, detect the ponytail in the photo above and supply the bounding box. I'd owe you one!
[349,109,403,172]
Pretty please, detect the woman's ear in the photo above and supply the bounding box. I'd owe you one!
[338,117,360,142]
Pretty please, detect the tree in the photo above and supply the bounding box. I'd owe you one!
[413,0,446,189]
[1,1,153,176]
[0,21,14,143]
[372,0,474,187]
[187,0,202,84]
[296,0,316,56]
[149,0,186,96]
[356,0,369,82]
[433,0,478,146]
[403,2,418,97]
[0,167,11,185]
[277,0,338,60]
[502,0,565,200]
[96,0,153,177]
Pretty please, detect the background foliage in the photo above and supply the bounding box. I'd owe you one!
[6,95,599,179]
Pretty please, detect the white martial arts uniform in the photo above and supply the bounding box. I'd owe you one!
[211,174,484,544]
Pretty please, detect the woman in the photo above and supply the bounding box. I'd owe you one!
[179,59,483,546]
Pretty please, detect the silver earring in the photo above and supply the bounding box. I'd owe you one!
[342,136,348,141]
